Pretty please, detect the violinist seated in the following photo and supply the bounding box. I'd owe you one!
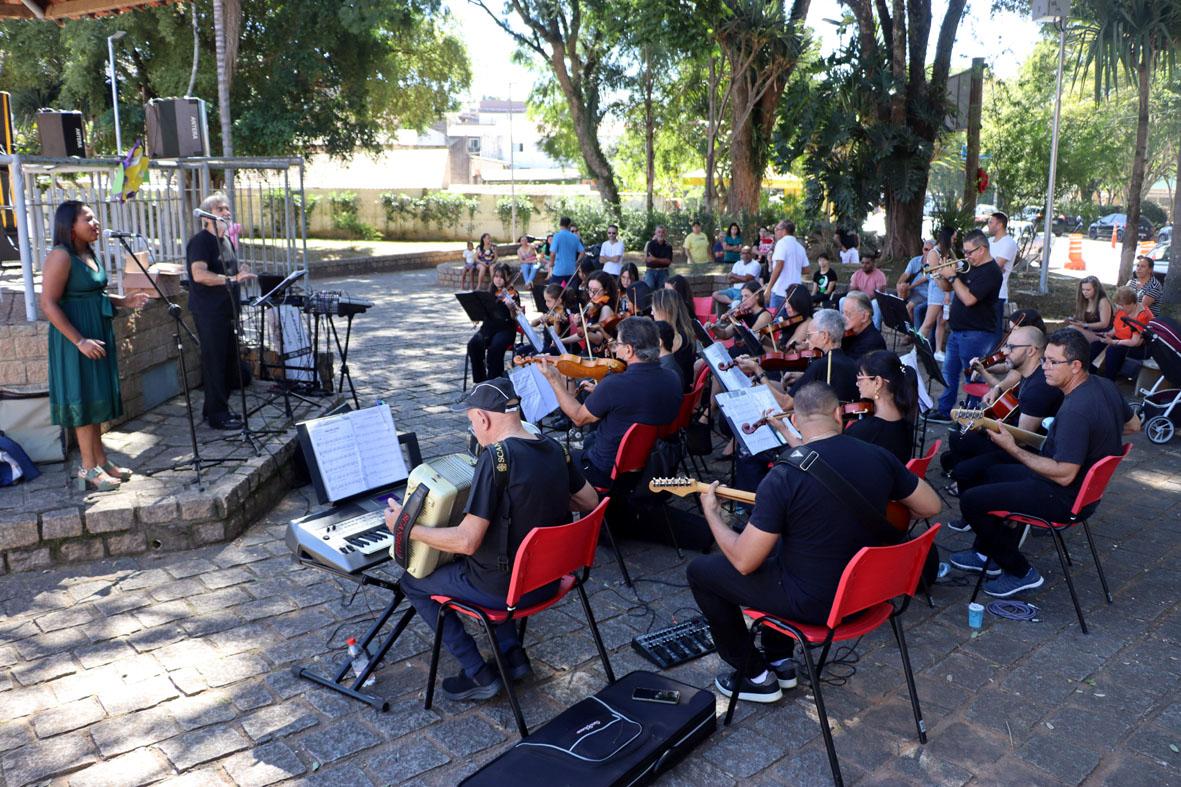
[687,381,941,704]
[582,271,619,354]
[529,284,583,356]
[839,292,887,362]
[949,329,1138,598]
[539,316,681,488]
[771,285,816,355]
[712,245,764,310]
[840,350,917,463]
[941,326,1064,518]
[706,282,773,352]
[655,320,686,390]
[385,378,599,701]
[467,263,521,384]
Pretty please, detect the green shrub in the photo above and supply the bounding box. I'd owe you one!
[379,192,418,228]
[496,195,533,237]
[327,191,380,240]
[420,191,478,232]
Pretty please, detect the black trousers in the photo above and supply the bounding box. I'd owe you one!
[193,308,237,421]
[467,322,516,383]
[687,553,808,677]
[958,464,1076,577]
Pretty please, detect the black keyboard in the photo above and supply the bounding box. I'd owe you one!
[631,617,716,670]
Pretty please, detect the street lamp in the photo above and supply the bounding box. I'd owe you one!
[1032,0,1070,295]
[107,30,127,156]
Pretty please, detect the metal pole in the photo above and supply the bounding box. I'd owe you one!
[107,34,124,156]
[509,84,517,241]
[1040,20,1067,295]
[11,156,37,322]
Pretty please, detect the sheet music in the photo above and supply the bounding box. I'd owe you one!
[717,386,790,456]
[901,349,934,411]
[703,342,752,392]
[517,313,545,353]
[301,404,408,503]
[279,305,315,383]
[509,364,559,423]
[547,324,567,350]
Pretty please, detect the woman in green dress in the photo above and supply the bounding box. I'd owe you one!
[40,200,149,492]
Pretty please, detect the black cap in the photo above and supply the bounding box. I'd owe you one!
[450,377,520,413]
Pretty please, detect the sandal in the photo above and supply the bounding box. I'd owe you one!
[100,460,133,482]
[74,466,121,492]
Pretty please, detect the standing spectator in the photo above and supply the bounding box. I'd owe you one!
[766,220,810,313]
[599,224,625,277]
[837,230,860,266]
[460,240,476,290]
[712,245,763,310]
[517,235,540,287]
[897,240,934,324]
[932,228,1003,421]
[42,200,150,491]
[811,253,839,308]
[644,224,674,289]
[756,227,774,269]
[547,216,584,286]
[1126,255,1163,317]
[844,251,887,328]
[723,223,743,266]
[919,229,954,358]
[683,221,712,265]
[475,232,497,290]
[712,229,726,265]
[987,211,1019,336]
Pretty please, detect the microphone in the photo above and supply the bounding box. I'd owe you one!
[193,208,229,223]
[103,229,139,239]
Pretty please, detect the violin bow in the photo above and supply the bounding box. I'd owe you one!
[579,302,596,358]
[826,347,832,385]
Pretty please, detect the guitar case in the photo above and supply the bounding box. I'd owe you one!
[461,671,716,787]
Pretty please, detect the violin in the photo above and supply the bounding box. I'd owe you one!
[495,286,520,315]
[759,348,821,372]
[840,399,875,422]
[513,354,626,381]
[756,313,804,336]
[973,350,1007,370]
[741,410,793,434]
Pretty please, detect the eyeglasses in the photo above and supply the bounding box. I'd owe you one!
[856,374,879,382]
[963,245,982,256]
[1042,357,1070,367]
[1003,343,1031,351]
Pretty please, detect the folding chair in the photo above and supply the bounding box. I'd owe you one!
[592,423,662,587]
[724,525,941,787]
[424,498,617,737]
[970,444,1132,634]
[905,438,941,607]
[692,296,716,325]
[658,369,710,479]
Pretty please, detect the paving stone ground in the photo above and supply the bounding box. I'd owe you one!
[2,267,1180,786]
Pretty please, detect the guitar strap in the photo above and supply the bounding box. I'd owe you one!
[776,446,902,544]
[491,436,572,573]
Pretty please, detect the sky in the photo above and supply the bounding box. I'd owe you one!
[445,0,1048,103]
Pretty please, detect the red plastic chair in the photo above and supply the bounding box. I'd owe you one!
[592,423,661,587]
[424,498,616,737]
[692,296,715,325]
[907,438,941,479]
[971,444,1132,634]
[724,525,941,787]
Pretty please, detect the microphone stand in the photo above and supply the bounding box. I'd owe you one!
[111,232,226,491]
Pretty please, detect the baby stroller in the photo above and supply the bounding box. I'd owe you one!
[1132,315,1181,444]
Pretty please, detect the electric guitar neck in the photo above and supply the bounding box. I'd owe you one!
[951,409,1046,450]
[648,477,757,505]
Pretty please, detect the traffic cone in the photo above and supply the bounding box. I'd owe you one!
[1065,233,1085,270]
[1111,225,1118,248]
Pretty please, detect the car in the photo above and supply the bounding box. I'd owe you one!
[1159,224,1172,245]
[973,203,999,224]
[1088,212,1154,241]
[1147,240,1170,284]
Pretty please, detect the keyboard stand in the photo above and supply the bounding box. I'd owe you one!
[292,561,414,711]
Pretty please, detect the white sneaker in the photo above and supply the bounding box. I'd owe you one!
[933,351,946,362]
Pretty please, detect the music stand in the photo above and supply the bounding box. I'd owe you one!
[876,290,911,351]
[734,324,765,357]
[252,269,316,420]
[456,291,511,391]
[692,319,715,348]
[909,325,947,456]
[531,283,547,313]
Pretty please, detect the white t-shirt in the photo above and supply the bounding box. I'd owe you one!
[599,239,625,276]
[771,235,809,296]
[989,234,1019,300]
[839,247,860,266]
[730,258,762,284]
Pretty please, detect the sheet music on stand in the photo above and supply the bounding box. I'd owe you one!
[546,324,567,350]
[299,404,409,504]
[716,386,797,457]
[703,343,751,392]
[508,364,559,423]
[517,314,545,353]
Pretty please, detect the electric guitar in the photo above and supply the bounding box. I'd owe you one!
[951,408,1046,450]
[648,477,757,505]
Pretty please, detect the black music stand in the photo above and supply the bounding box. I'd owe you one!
[876,290,912,351]
[692,319,714,348]
[456,291,511,391]
[252,270,317,419]
[909,326,946,456]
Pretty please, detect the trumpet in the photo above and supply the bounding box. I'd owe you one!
[921,255,969,276]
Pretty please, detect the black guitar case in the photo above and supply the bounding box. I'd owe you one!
[461,671,716,787]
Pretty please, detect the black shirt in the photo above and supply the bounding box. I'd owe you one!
[949,260,1002,333]
[750,434,919,623]
[844,416,912,463]
[185,229,233,316]
[789,349,858,402]
[814,269,839,303]
[842,324,887,361]
[1040,375,1130,498]
[645,240,674,269]
[1017,366,1064,423]
[463,434,587,595]
[673,329,696,392]
[584,361,682,473]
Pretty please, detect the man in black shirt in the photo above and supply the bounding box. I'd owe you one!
[185,193,256,429]
[541,316,681,487]
[388,378,598,700]
[933,229,1002,420]
[688,382,941,703]
[840,292,888,360]
[950,330,1138,597]
[643,225,674,290]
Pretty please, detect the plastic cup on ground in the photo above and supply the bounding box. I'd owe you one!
[967,602,985,629]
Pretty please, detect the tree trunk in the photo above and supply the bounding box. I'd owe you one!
[643,52,655,215]
[884,179,926,261]
[213,0,233,156]
[705,57,720,213]
[727,74,777,227]
[550,48,620,209]
[1119,51,1152,284]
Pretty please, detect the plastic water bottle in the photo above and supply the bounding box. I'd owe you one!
[346,637,376,687]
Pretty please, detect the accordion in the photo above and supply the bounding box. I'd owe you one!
[389,453,478,578]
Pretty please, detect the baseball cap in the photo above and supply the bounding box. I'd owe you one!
[450,378,520,413]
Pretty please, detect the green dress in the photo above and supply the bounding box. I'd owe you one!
[47,247,122,427]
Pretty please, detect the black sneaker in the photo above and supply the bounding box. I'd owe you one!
[946,518,970,532]
[714,671,783,703]
[441,663,502,701]
[502,646,533,682]
[769,661,798,689]
[208,414,243,430]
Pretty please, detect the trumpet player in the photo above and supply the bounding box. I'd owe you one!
[930,228,1003,423]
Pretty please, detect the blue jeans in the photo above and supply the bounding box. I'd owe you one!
[645,267,669,290]
[521,263,538,286]
[769,293,786,312]
[400,561,558,677]
[937,329,995,415]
